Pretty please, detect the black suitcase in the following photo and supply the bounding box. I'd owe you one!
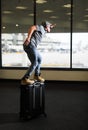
[19,81,46,120]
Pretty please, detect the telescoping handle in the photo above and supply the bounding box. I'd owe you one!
[33,81,44,87]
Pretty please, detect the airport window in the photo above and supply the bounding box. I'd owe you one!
[1,0,88,69]
[36,0,70,68]
[72,0,88,68]
[1,0,34,67]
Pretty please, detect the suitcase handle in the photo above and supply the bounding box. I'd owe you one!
[33,81,44,87]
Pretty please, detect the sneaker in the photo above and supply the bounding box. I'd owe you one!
[34,76,45,82]
[21,78,34,85]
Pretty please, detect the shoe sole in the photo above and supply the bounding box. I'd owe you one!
[21,81,34,85]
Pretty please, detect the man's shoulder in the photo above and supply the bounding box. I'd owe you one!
[37,25,45,32]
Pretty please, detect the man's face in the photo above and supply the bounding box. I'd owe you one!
[46,26,51,32]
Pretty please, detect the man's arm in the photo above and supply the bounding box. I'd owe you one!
[27,25,37,42]
[24,25,37,45]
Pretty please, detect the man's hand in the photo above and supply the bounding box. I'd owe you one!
[24,38,30,46]
[50,24,56,28]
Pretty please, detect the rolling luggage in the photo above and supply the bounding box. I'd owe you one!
[19,81,46,120]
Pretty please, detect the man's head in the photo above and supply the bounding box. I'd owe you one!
[41,21,56,32]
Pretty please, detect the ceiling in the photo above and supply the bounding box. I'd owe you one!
[1,0,88,33]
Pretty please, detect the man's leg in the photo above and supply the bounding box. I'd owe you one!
[34,51,45,82]
[21,46,38,85]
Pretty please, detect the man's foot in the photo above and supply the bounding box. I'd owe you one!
[21,78,34,85]
[34,76,45,82]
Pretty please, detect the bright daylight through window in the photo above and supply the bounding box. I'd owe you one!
[1,0,88,69]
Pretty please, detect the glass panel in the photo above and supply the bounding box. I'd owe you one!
[1,0,71,68]
[36,0,71,68]
[72,0,88,68]
[1,0,33,67]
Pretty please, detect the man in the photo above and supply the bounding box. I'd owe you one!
[21,21,55,85]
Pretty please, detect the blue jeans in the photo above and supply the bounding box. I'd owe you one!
[23,44,42,79]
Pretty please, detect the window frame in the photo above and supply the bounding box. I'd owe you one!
[0,0,88,71]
